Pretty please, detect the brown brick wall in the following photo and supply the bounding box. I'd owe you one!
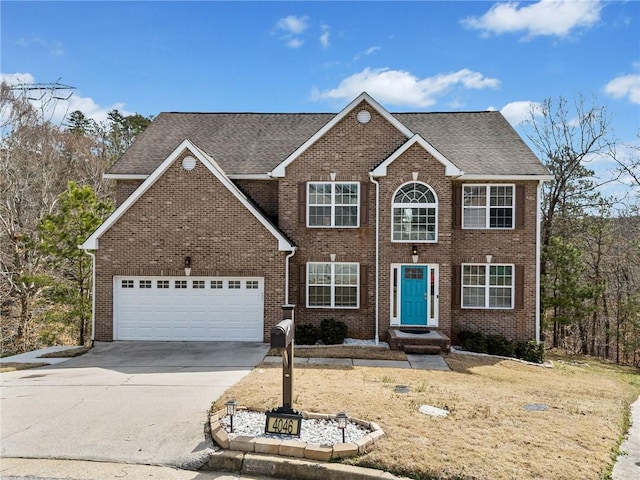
[377,144,453,342]
[234,179,279,220]
[94,150,287,341]
[115,180,144,206]
[450,181,539,343]
[278,102,407,339]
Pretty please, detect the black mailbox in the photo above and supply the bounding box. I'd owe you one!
[270,319,293,349]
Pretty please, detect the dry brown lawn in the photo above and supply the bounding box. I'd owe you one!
[0,362,48,373]
[215,352,639,480]
[38,346,92,358]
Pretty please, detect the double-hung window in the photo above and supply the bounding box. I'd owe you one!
[307,182,359,227]
[307,262,359,308]
[463,185,514,229]
[462,264,514,309]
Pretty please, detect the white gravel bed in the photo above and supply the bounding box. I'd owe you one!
[219,410,371,446]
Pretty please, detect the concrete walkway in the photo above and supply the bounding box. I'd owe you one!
[612,396,640,480]
[262,354,451,371]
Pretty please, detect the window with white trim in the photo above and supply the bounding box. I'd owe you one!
[121,280,134,289]
[192,280,205,289]
[392,182,437,241]
[308,182,359,227]
[175,280,187,289]
[139,280,152,289]
[307,262,359,308]
[463,185,514,229]
[462,264,514,309]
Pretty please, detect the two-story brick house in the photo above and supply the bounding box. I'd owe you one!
[81,93,550,347]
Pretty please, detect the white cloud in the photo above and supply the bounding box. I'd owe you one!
[15,36,65,56]
[320,25,330,48]
[604,73,640,104]
[1,72,131,125]
[276,15,309,34]
[354,46,381,61]
[286,38,304,49]
[275,15,309,48]
[500,100,543,127]
[313,68,500,108]
[462,0,602,39]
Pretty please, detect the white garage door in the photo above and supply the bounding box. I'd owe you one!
[113,276,264,341]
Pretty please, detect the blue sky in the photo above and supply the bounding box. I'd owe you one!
[1,1,639,188]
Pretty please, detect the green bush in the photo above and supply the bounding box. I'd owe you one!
[320,318,348,345]
[457,330,487,353]
[295,324,319,345]
[486,334,516,357]
[515,340,545,364]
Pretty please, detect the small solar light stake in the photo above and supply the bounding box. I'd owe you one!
[336,411,348,443]
[226,399,238,433]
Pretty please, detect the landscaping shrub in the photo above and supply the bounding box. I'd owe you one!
[320,318,348,345]
[486,334,516,357]
[515,340,545,364]
[457,330,487,353]
[295,324,319,345]
[459,330,545,364]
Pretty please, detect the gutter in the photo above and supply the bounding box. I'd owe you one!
[535,180,543,344]
[368,173,380,345]
[284,247,297,306]
[83,250,97,345]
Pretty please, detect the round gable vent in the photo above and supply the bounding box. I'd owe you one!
[182,156,197,171]
[357,110,371,124]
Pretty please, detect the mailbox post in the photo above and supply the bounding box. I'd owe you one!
[270,317,294,410]
[265,305,302,436]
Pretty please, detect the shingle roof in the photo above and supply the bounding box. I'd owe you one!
[108,110,548,177]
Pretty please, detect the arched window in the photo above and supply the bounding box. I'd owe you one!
[392,182,438,242]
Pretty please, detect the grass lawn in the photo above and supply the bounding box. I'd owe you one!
[214,352,639,480]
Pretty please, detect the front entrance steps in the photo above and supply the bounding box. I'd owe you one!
[388,327,451,354]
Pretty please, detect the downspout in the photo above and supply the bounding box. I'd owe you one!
[83,250,96,345]
[368,173,380,345]
[535,180,543,344]
[284,247,297,306]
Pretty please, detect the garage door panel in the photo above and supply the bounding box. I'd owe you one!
[114,276,264,341]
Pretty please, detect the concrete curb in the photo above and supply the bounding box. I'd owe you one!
[204,451,411,480]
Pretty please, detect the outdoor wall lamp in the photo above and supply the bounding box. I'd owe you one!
[412,245,419,264]
[226,399,238,433]
[336,411,348,443]
[184,256,192,277]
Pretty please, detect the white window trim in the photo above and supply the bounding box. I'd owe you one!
[391,181,439,243]
[462,184,516,230]
[307,262,360,309]
[307,182,360,228]
[461,263,515,309]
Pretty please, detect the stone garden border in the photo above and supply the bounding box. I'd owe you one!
[210,407,385,461]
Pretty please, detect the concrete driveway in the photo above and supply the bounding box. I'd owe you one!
[0,341,269,469]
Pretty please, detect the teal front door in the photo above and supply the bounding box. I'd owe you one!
[400,266,428,325]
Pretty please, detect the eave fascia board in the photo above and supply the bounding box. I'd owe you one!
[269,92,414,178]
[103,173,150,180]
[227,173,273,180]
[371,134,463,178]
[457,174,555,182]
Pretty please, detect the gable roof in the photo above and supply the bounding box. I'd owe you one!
[81,139,295,251]
[371,134,463,178]
[107,93,549,179]
[269,92,413,177]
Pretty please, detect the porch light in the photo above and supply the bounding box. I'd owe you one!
[336,411,348,443]
[412,245,419,264]
[226,399,238,432]
[184,256,192,277]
